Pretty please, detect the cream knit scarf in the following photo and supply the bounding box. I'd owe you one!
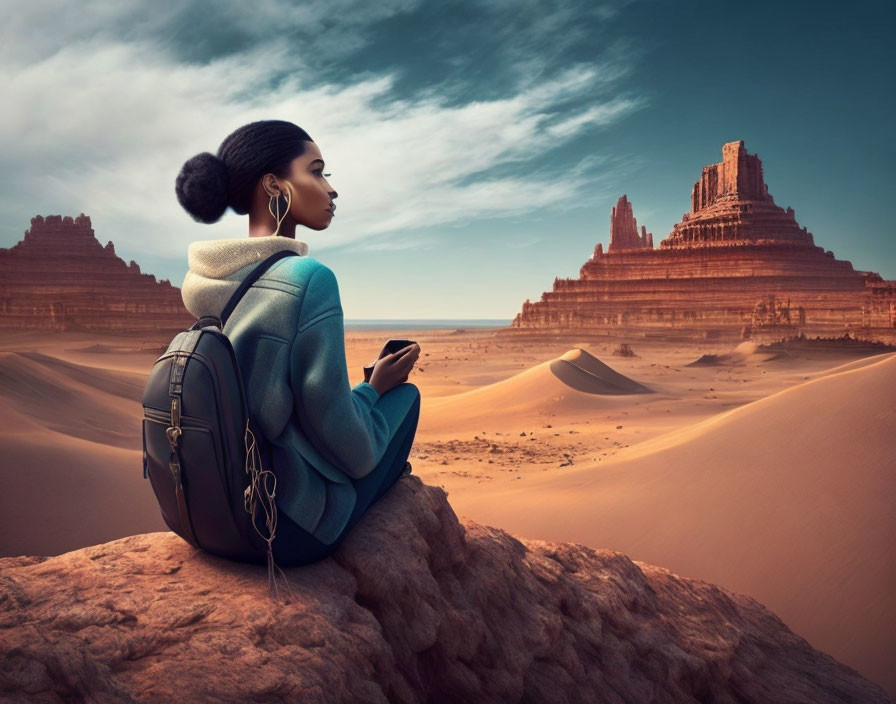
[180,236,309,319]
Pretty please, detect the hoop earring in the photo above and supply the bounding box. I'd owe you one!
[267,190,291,237]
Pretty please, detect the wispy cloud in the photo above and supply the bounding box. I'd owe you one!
[0,1,422,68]
[0,0,644,268]
[545,97,646,138]
[506,235,542,249]
[356,234,439,252]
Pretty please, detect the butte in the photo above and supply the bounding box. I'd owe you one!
[0,214,193,333]
[507,141,896,343]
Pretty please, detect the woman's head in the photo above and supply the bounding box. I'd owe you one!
[175,119,337,234]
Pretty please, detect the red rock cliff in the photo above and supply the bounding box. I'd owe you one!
[0,214,193,332]
[509,142,896,343]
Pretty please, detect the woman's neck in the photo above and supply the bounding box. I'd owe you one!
[248,210,297,239]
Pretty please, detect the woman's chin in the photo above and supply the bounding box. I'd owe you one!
[296,213,334,231]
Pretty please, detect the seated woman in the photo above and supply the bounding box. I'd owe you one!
[175,119,421,567]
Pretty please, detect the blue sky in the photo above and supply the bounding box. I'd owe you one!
[0,0,893,318]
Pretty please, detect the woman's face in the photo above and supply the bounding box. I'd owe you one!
[279,141,338,231]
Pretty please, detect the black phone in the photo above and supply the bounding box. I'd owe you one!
[363,339,417,384]
[381,338,416,356]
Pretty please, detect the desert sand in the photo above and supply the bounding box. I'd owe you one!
[0,326,893,696]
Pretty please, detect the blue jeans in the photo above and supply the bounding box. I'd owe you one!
[271,383,421,566]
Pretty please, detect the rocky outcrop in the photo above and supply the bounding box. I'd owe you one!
[0,479,888,703]
[748,295,806,339]
[0,214,193,332]
[608,195,652,251]
[509,142,896,343]
[663,141,815,248]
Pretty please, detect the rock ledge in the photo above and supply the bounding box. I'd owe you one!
[0,478,888,703]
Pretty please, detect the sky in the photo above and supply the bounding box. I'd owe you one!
[0,0,893,319]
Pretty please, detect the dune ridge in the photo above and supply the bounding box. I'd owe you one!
[590,350,896,460]
[423,349,650,432]
[0,352,144,448]
[0,351,166,557]
[549,348,652,394]
[448,352,896,694]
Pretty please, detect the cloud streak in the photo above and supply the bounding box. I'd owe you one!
[0,0,644,269]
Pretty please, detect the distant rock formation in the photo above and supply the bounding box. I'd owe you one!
[612,343,638,357]
[663,140,814,248]
[0,214,193,332]
[608,195,652,251]
[0,478,889,703]
[509,142,896,343]
[747,295,806,340]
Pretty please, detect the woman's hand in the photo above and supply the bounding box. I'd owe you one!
[368,343,420,396]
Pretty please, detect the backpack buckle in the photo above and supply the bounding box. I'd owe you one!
[166,425,182,450]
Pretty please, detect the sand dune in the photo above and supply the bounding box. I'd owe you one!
[0,425,166,557]
[448,352,896,693]
[810,351,896,378]
[16,350,148,400]
[2,330,893,694]
[686,341,774,367]
[549,348,652,394]
[686,340,783,366]
[0,352,145,448]
[424,348,650,432]
[0,351,165,556]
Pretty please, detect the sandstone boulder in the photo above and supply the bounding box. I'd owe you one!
[0,478,888,703]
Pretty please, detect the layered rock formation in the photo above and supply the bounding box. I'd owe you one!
[663,141,814,249]
[1,478,889,703]
[0,214,193,332]
[509,142,896,342]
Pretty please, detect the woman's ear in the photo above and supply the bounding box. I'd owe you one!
[262,174,282,198]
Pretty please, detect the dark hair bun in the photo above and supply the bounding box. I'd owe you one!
[175,152,230,224]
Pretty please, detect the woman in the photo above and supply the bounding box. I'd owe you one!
[175,119,421,567]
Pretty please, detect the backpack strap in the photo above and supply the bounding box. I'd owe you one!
[166,333,202,548]
[220,248,301,326]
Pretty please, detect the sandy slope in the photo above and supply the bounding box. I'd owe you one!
[0,349,166,557]
[0,427,166,556]
[446,352,896,694]
[423,348,651,434]
[0,329,893,695]
[0,351,145,448]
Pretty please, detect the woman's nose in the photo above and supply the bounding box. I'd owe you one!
[329,189,338,200]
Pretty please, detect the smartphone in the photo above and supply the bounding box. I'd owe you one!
[381,338,416,356]
[363,339,418,383]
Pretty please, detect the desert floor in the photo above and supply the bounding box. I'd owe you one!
[0,326,893,696]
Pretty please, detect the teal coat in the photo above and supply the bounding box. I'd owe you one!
[182,240,413,544]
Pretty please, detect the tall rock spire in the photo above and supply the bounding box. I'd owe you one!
[608,195,653,252]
